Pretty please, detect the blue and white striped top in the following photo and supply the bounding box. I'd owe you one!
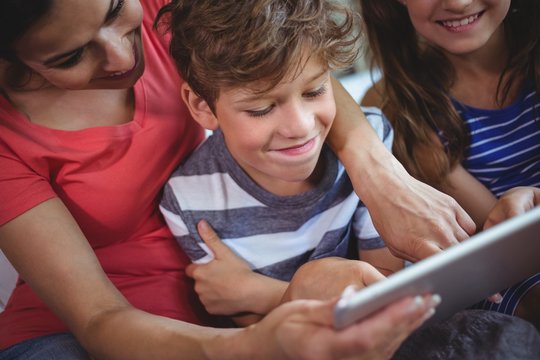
[453,83,540,316]
[454,85,540,197]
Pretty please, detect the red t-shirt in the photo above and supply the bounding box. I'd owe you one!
[0,0,213,349]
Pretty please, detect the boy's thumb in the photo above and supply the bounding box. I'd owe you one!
[197,219,227,257]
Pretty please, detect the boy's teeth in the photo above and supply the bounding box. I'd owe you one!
[442,13,479,28]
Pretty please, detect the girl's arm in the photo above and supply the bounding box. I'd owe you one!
[440,164,498,230]
[0,198,439,359]
[328,77,476,262]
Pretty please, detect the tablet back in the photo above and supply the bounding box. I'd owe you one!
[334,206,540,329]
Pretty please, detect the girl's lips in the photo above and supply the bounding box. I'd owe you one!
[438,11,483,32]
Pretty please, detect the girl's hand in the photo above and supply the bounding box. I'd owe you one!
[187,220,287,316]
[484,186,540,230]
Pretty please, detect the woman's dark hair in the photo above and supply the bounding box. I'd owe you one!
[0,0,52,88]
[359,0,540,188]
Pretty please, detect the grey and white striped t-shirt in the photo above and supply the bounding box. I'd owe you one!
[160,107,393,281]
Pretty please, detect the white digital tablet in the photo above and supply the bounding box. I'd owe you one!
[334,206,540,329]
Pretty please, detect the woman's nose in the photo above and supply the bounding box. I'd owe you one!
[98,30,134,73]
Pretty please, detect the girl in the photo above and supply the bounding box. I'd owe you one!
[359,0,540,328]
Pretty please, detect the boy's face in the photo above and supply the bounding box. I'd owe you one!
[214,57,336,196]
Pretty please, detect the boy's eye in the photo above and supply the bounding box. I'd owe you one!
[246,105,274,118]
[54,48,84,69]
[304,84,328,99]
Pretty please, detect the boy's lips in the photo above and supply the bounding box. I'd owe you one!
[273,137,317,156]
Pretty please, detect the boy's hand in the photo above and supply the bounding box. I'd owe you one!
[282,257,385,303]
[188,220,287,316]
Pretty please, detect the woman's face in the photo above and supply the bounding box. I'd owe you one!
[402,0,511,56]
[13,0,144,90]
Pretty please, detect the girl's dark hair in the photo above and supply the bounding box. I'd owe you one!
[359,0,540,188]
[0,0,52,88]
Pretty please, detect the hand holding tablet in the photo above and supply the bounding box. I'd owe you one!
[334,206,540,329]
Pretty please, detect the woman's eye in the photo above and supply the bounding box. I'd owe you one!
[107,0,126,22]
[55,49,84,69]
[304,84,328,99]
[246,106,274,118]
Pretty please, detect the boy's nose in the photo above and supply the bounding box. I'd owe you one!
[280,103,314,138]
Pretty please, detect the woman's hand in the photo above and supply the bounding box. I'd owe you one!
[328,78,476,263]
[484,186,540,230]
[188,220,287,316]
[223,293,440,360]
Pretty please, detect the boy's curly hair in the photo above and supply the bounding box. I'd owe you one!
[156,0,360,110]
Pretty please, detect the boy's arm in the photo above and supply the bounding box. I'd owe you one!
[360,248,404,277]
[329,77,476,262]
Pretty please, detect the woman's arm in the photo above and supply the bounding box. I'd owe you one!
[0,198,233,359]
[2,199,439,359]
[328,77,476,262]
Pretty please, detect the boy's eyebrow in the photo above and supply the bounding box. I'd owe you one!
[232,69,329,103]
[43,0,115,66]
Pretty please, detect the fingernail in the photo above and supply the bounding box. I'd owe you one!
[421,308,436,321]
[491,294,503,304]
[198,219,209,231]
[429,294,442,307]
[340,285,357,300]
[408,296,424,312]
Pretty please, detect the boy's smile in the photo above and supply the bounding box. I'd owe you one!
[213,56,336,196]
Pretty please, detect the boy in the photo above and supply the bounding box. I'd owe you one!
[159,0,402,323]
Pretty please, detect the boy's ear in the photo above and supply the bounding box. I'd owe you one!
[180,83,219,130]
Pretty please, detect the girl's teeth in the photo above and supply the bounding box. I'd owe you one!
[442,13,479,28]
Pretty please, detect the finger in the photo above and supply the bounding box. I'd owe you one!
[185,263,197,278]
[407,241,443,263]
[487,293,503,304]
[454,205,476,237]
[197,219,232,259]
[334,294,440,357]
[362,265,386,286]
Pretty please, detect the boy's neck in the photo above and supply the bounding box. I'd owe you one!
[241,152,327,197]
